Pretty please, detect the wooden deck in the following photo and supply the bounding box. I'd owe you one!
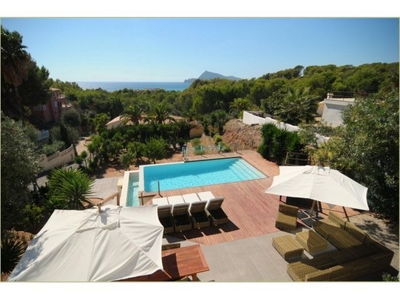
[150,150,361,246]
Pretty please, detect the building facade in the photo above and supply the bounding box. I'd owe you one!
[321,93,355,127]
[31,88,72,123]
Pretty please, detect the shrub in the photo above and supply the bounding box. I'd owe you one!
[218,142,231,153]
[194,147,205,155]
[120,152,135,170]
[22,203,46,233]
[213,134,223,145]
[41,140,65,156]
[74,155,83,166]
[1,235,27,275]
[382,273,399,281]
[191,138,201,147]
[146,138,167,164]
[257,123,304,164]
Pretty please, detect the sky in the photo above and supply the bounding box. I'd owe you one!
[1,17,398,83]
[1,2,399,83]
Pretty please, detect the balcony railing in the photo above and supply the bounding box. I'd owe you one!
[37,130,50,141]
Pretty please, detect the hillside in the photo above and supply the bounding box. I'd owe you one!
[184,71,241,83]
[222,119,263,151]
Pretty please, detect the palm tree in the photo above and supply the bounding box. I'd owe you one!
[121,104,144,125]
[148,103,176,124]
[275,87,318,125]
[48,168,94,210]
[229,97,256,118]
[1,26,30,121]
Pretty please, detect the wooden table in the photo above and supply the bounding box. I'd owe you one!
[126,244,210,281]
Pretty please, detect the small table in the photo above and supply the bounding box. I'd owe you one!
[127,244,210,281]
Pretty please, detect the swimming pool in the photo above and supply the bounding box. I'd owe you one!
[120,157,267,207]
[143,157,266,192]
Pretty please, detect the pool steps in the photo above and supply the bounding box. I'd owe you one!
[229,159,265,179]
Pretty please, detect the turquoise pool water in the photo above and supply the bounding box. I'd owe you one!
[126,180,139,207]
[143,157,266,193]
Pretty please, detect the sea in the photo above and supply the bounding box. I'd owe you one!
[76,81,191,92]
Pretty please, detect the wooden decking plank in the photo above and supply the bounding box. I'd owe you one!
[151,150,360,246]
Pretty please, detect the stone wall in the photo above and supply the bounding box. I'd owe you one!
[39,144,76,172]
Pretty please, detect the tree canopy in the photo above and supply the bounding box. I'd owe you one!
[311,90,399,222]
[1,26,51,121]
[1,113,42,230]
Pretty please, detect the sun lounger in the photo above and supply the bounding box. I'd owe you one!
[172,203,192,232]
[182,193,200,207]
[157,204,174,234]
[190,200,210,229]
[167,195,185,206]
[153,197,169,206]
[197,191,216,202]
[205,197,228,226]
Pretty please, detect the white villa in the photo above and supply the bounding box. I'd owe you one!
[321,93,355,127]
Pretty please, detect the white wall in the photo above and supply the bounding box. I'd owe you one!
[243,111,329,145]
[39,144,76,171]
[321,99,353,127]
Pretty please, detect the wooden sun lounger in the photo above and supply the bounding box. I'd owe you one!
[172,203,192,232]
[206,197,228,226]
[157,204,174,234]
[190,201,210,229]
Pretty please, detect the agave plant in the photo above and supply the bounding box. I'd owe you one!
[48,168,94,210]
[1,235,27,275]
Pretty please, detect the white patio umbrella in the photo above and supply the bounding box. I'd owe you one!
[264,165,369,217]
[7,204,164,282]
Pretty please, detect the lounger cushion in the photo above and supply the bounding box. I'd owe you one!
[182,193,200,206]
[197,191,215,201]
[168,195,185,205]
[275,203,298,231]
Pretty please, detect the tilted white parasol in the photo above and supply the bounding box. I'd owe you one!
[8,204,164,282]
[264,165,369,218]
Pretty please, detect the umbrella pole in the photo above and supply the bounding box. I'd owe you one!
[310,200,317,219]
[162,269,172,280]
[342,206,350,221]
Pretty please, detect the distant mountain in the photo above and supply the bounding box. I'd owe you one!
[184,71,241,83]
